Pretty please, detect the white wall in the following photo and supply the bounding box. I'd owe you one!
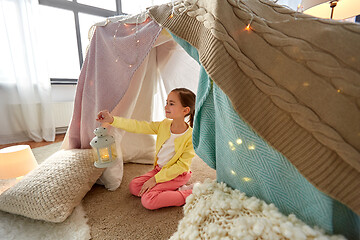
[51,85,76,102]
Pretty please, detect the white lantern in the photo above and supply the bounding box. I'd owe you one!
[90,127,117,168]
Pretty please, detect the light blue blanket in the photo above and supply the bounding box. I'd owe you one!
[171,34,359,239]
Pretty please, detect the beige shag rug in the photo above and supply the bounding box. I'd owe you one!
[170,180,346,240]
[82,155,216,240]
[0,142,216,240]
[0,143,346,240]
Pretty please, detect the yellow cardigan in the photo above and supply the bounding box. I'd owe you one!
[111,117,194,183]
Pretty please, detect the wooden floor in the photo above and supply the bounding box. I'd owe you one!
[0,133,66,150]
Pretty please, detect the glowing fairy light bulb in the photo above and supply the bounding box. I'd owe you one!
[129,65,132,68]
[236,138,242,145]
[248,144,255,150]
[245,16,253,31]
[231,170,236,175]
[228,141,236,151]
[242,177,251,182]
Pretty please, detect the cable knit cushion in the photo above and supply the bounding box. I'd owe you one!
[0,149,103,223]
[171,180,346,240]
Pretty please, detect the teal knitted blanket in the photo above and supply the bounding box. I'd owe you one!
[171,34,359,239]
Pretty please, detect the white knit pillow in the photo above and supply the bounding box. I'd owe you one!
[0,149,103,223]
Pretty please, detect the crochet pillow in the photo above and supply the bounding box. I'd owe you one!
[0,149,103,223]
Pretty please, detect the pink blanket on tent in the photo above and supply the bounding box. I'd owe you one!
[68,18,162,149]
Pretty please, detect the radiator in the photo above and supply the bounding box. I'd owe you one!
[52,102,74,134]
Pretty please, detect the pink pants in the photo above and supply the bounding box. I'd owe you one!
[129,166,192,210]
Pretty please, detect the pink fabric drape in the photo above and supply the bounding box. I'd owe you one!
[68,19,162,149]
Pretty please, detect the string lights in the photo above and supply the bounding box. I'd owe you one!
[242,177,252,182]
[112,14,142,66]
[229,139,256,151]
[170,0,175,18]
[248,144,256,150]
[229,141,236,151]
[245,15,254,31]
[235,0,254,31]
[167,0,254,30]
[168,0,192,19]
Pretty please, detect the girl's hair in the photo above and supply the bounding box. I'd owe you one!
[171,88,196,127]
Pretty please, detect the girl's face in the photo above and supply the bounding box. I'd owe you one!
[165,91,189,120]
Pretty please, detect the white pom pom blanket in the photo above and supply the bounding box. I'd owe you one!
[171,180,346,240]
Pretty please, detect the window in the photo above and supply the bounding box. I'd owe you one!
[38,0,121,84]
[38,6,80,81]
[38,0,170,85]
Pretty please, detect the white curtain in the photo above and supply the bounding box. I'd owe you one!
[0,0,55,144]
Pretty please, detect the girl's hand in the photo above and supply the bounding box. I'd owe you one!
[139,176,157,196]
[96,110,114,124]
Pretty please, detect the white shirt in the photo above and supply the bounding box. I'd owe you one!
[157,129,188,168]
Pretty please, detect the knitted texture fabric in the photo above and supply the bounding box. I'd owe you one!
[148,0,360,215]
[171,180,346,240]
[170,34,359,239]
[0,149,103,223]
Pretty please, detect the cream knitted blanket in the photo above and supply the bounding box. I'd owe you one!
[148,0,360,215]
[171,180,345,240]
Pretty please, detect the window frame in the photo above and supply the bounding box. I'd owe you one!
[38,0,122,85]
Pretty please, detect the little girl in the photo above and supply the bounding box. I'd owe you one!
[96,88,196,210]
